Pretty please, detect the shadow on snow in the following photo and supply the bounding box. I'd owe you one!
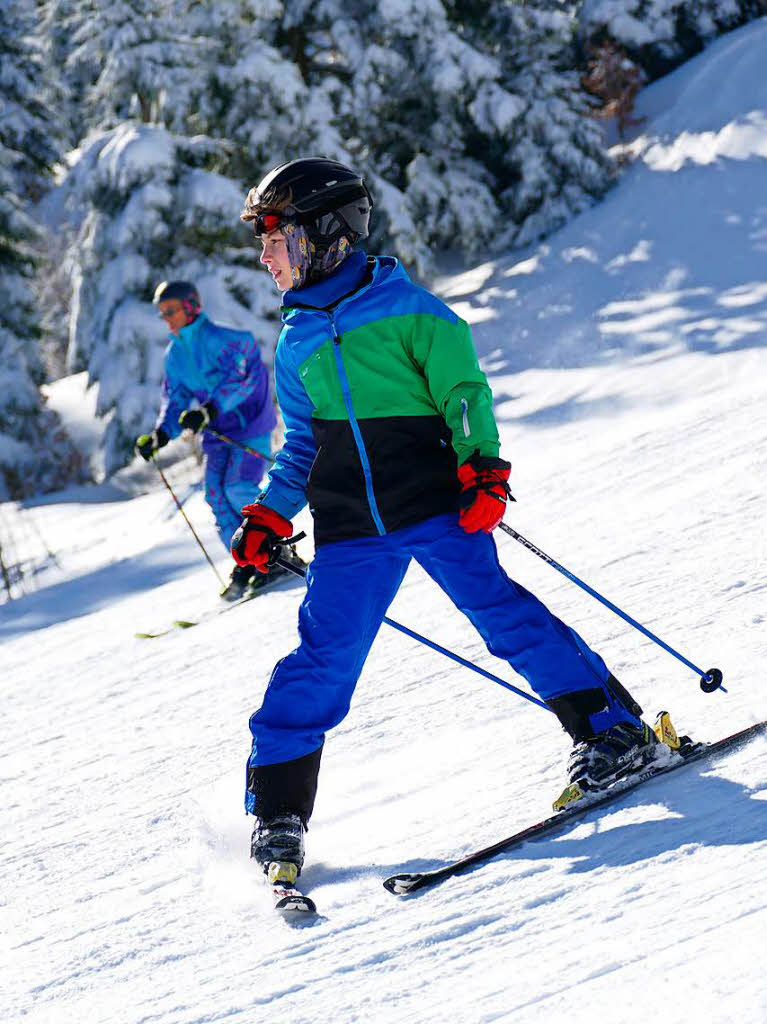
[0,542,206,639]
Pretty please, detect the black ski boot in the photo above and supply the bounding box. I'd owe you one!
[251,812,306,882]
[280,543,308,572]
[566,720,658,790]
[246,544,307,593]
[548,677,660,810]
[220,563,256,602]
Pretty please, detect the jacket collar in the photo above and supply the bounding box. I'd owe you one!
[282,251,369,312]
[172,311,208,344]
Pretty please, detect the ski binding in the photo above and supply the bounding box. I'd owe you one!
[268,862,316,915]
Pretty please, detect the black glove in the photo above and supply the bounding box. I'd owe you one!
[134,428,169,462]
[178,401,216,434]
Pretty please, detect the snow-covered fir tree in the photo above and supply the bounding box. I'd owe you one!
[179,0,346,182]
[176,0,430,269]
[0,0,80,499]
[250,0,613,269]
[66,0,210,131]
[577,0,767,77]
[0,170,82,499]
[0,0,60,200]
[466,0,614,250]
[18,0,80,378]
[38,0,94,144]
[335,0,503,269]
[60,124,276,476]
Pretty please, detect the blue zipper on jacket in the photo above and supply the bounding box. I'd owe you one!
[329,318,387,536]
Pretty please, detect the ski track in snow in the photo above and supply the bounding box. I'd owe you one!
[4,21,767,1024]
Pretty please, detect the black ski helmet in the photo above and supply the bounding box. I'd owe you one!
[241,157,372,249]
[152,280,202,320]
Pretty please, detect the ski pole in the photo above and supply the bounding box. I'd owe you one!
[273,550,554,713]
[498,522,725,694]
[204,427,275,464]
[19,501,60,567]
[0,538,11,600]
[152,455,225,588]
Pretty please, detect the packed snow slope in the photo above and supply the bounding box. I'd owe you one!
[3,20,767,1024]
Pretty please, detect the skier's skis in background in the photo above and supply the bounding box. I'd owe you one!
[134,572,298,639]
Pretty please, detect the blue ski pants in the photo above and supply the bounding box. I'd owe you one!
[203,434,271,551]
[247,514,619,788]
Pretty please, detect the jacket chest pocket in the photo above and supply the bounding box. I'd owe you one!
[298,343,345,419]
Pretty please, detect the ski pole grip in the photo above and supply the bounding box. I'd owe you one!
[268,531,307,570]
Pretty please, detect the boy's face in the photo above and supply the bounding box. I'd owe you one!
[157,300,189,336]
[259,229,293,291]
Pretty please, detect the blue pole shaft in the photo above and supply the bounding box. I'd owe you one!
[275,555,552,713]
[499,522,726,692]
[379,614,553,712]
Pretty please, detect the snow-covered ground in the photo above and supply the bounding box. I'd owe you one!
[3,20,767,1024]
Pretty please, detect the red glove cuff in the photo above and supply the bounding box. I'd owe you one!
[239,504,293,535]
[231,504,293,570]
[456,460,510,490]
[457,456,511,534]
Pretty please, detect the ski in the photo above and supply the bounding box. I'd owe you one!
[134,572,298,638]
[272,884,317,915]
[383,718,767,897]
[134,592,254,638]
[267,861,317,916]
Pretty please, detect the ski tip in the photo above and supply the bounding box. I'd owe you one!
[383,873,424,895]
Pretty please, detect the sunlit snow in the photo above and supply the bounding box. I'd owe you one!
[3,20,767,1024]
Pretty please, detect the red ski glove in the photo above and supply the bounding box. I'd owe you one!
[231,503,293,574]
[457,454,512,533]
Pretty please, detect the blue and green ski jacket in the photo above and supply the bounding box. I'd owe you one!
[260,250,500,545]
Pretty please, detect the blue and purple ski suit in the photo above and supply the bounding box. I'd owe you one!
[156,313,276,549]
[245,253,641,821]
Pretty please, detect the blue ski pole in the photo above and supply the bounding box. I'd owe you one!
[273,549,553,713]
[498,522,725,694]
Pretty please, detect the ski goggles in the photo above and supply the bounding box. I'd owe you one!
[157,302,184,320]
[250,211,295,235]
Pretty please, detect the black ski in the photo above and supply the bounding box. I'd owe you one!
[272,883,317,915]
[383,719,767,897]
[264,856,317,917]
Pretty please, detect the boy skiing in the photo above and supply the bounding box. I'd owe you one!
[134,280,297,599]
[232,158,664,893]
